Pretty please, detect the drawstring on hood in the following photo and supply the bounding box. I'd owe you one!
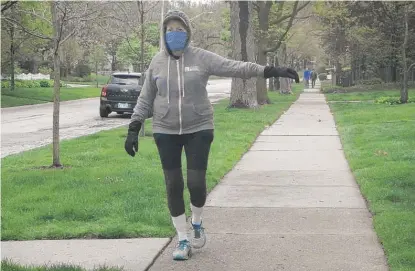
[167,57,170,104]
[162,10,192,104]
[181,54,185,98]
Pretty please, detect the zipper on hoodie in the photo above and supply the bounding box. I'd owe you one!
[176,59,183,135]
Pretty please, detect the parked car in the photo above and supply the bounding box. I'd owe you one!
[99,72,143,117]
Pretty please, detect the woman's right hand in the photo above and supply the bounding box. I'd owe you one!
[124,121,142,157]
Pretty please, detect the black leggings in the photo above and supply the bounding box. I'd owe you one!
[153,129,214,217]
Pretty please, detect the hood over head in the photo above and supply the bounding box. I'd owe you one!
[162,10,192,55]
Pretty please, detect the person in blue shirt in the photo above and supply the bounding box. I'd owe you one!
[303,68,311,88]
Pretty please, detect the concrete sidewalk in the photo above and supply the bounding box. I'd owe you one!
[2,87,388,271]
[149,90,388,270]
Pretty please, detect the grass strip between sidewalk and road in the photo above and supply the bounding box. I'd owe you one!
[1,260,122,271]
[1,87,100,108]
[327,91,415,271]
[1,88,301,241]
[325,88,415,102]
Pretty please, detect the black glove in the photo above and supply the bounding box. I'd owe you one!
[264,66,300,83]
[124,120,141,157]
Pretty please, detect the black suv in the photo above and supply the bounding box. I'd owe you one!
[99,72,143,117]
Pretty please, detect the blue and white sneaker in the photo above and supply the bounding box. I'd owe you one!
[172,239,192,260]
[191,222,206,249]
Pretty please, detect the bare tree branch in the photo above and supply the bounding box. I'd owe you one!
[375,2,394,22]
[3,17,52,40]
[116,2,137,30]
[294,15,312,21]
[125,35,140,54]
[64,2,103,22]
[270,1,310,25]
[57,4,67,43]
[144,2,159,14]
[1,1,17,13]
[56,3,65,15]
[59,28,77,45]
[96,20,128,40]
[252,2,259,12]
[266,1,309,53]
[16,36,32,49]
[15,7,53,24]
[275,1,284,17]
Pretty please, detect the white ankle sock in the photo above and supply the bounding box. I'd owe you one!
[172,214,188,241]
[191,204,203,225]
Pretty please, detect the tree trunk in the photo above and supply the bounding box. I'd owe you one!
[279,44,290,94]
[138,1,146,136]
[10,24,15,91]
[111,55,116,71]
[335,61,342,86]
[139,2,145,72]
[229,1,258,108]
[256,1,272,105]
[268,55,274,91]
[274,56,280,90]
[51,1,62,168]
[400,8,409,104]
[280,78,291,94]
[95,61,99,88]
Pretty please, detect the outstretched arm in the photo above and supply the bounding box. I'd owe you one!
[201,49,299,82]
[203,50,264,79]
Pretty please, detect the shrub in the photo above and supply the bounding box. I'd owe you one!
[32,80,41,88]
[1,80,10,89]
[322,81,415,94]
[318,73,327,81]
[355,78,383,85]
[38,66,52,75]
[375,96,415,105]
[83,75,93,82]
[1,80,62,89]
[74,63,91,78]
[64,76,88,82]
[317,65,327,74]
[14,81,24,88]
[39,79,52,87]
[24,80,35,88]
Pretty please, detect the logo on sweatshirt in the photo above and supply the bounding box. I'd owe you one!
[185,66,201,72]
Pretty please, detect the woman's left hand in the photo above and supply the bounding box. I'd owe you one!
[264,66,300,83]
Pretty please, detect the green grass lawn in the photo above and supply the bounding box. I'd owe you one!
[326,88,415,101]
[1,88,301,241]
[328,92,415,271]
[1,260,122,271]
[63,74,110,87]
[1,87,101,108]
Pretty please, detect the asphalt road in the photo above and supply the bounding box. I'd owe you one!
[1,79,231,158]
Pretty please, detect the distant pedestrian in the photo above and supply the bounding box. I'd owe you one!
[124,9,299,261]
[303,68,311,88]
[311,69,318,88]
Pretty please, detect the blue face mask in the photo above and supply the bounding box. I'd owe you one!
[165,31,188,51]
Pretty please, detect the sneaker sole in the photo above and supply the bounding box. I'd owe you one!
[173,250,192,261]
[191,237,206,249]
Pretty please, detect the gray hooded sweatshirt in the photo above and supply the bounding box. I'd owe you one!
[131,10,265,135]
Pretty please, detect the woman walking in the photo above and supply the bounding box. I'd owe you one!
[124,10,299,261]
